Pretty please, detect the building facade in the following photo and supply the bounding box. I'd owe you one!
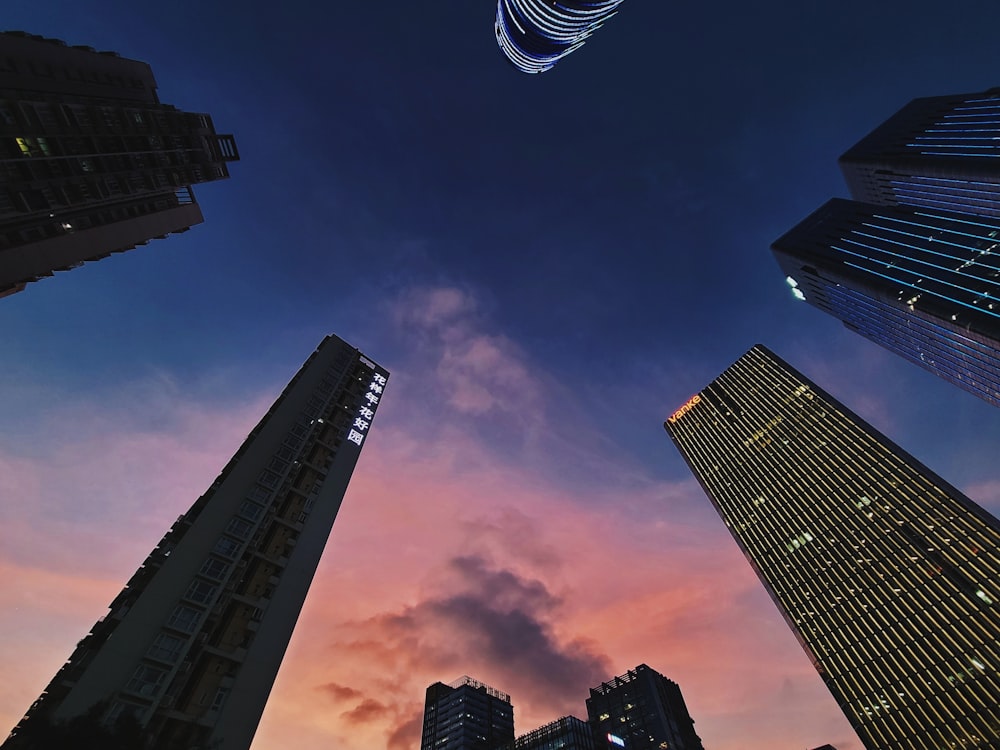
[772,197,1000,407]
[511,716,595,750]
[494,0,626,74]
[586,664,703,750]
[3,335,387,750]
[421,677,515,750]
[840,89,1000,218]
[0,31,238,297]
[664,345,1000,750]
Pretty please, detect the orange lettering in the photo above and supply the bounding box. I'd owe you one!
[668,394,702,423]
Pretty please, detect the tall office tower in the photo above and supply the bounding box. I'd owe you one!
[421,677,515,750]
[840,89,1000,218]
[3,335,387,750]
[0,31,239,297]
[512,716,595,750]
[664,345,1000,750]
[772,198,1000,408]
[494,0,626,74]
[585,664,704,750]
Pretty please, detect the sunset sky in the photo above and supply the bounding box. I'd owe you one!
[2,2,1000,750]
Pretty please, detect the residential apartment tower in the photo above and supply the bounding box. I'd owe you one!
[4,335,387,750]
[0,31,238,297]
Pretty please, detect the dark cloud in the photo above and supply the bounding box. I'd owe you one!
[341,698,391,725]
[319,682,363,702]
[331,554,611,718]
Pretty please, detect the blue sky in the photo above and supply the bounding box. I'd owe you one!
[2,3,1000,749]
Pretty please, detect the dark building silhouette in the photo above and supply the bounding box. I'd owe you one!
[3,335,387,750]
[664,345,1000,750]
[424,666,703,750]
[494,0,626,74]
[772,197,1000,407]
[841,89,1000,218]
[421,677,515,750]
[0,31,238,297]
[512,716,595,750]
[586,664,703,750]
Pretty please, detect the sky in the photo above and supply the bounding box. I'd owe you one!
[2,2,1000,749]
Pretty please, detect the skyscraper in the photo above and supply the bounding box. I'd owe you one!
[772,197,1000,407]
[840,89,1000,218]
[0,31,239,297]
[494,0,626,74]
[3,335,387,750]
[421,677,515,750]
[585,664,704,750]
[664,345,1000,750]
[512,716,595,750]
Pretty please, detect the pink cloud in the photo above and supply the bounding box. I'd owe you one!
[389,285,544,419]
[249,413,863,750]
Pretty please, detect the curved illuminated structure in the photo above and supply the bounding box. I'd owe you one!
[495,0,627,74]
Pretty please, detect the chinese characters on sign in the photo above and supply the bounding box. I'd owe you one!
[346,370,387,446]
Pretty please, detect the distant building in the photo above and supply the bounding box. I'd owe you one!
[0,31,238,297]
[3,335,387,750]
[423,666,703,750]
[494,0,626,74]
[512,716,595,750]
[664,345,1000,750]
[586,664,704,750]
[421,677,515,750]
[772,197,1000,407]
[841,89,1000,218]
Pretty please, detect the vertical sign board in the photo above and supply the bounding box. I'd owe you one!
[345,361,387,448]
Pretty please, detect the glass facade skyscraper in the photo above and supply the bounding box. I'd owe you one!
[664,345,1000,750]
[421,677,515,750]
[840,89,1000,219]
[494,0,626,74]
[585,664,704,750]
[3,335,387,750]
[772,197,1000,407]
